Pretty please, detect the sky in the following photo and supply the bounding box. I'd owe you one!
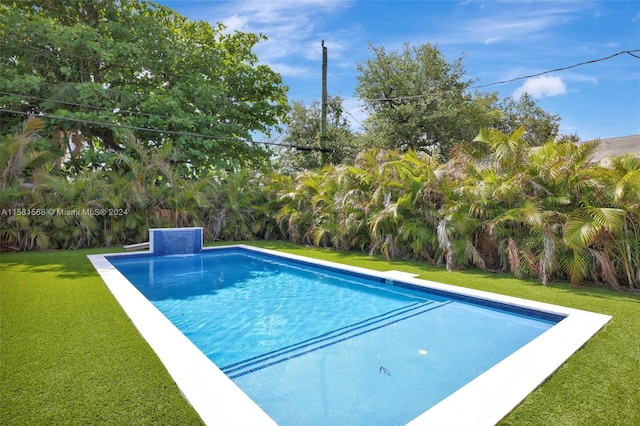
[157,0,640,141]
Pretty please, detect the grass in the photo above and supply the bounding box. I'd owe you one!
[2,241,639,425]
[0,247,204,425]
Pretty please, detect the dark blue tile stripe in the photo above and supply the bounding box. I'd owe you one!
[220,301,425,371]
[226,300,452,379]
[391,281,566,323]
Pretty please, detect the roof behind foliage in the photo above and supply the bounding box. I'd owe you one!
[582,134,640,162]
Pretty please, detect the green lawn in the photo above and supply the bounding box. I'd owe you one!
[1,241,638,425]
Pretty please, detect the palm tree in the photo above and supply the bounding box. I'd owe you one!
[308,166,342,248]
[276,170,323,245]
[28,170,108,249]
[331,161,379,252]
[110,140,176,243]
[202,169,262,241]
[473,126,529,174]
[162,166,210,228]
[522,138,634,288]
[253,171,292,240]
[438,142,504,272]
[591,154,640,289]
[1,116,49,189]
[0,116,54,250]
[369,150,443,260]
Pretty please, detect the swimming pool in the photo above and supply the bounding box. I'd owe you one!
[89,245,611,425]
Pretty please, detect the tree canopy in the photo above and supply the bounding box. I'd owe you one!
[495,93,561,146]
[0,0,289,175]
[355,43,561,157]
[355,43,484,156]
[276,95,357,172]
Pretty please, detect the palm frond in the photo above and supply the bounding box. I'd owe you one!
[560,247,590,286]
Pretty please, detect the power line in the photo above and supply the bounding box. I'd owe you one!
[338,49,640,124]
[471,49,640,90]
[343,108,367,131]
[0,90,232,126]
[1,108,237,140]
[0,45,173,78]
[0,109,332,153]
[1,92,331,152]
[340,49,640,102]
[5,41,637,99]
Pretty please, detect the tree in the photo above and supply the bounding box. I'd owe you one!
[355,43,564,157]
[355,43,496,157]
[0,116,53,250]
[0,0,289,175]
[276,96,357,172]
[599,154,640,290]
[201,168,263,241]
[494,93,561,146]
[0,116,50,189]
[368,150,444,261]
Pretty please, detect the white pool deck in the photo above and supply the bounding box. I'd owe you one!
[88,245,611,426]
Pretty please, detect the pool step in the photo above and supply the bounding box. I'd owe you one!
[221,300,451,379]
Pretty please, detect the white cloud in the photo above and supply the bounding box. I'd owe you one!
[483,37,500,45]
[221,14,249,32]
[202,1,355,77]
[512,75,567,99]
[448,5,585,46]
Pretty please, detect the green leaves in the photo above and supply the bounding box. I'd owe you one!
[1,0,289,175]
[276,96,356,172]
[564,208,626,248]
[1,116,49,189]
[355,43,479,155]
[354,43,559,159]
[474,126,529,173]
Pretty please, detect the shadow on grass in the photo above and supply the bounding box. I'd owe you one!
[0,246,125,280]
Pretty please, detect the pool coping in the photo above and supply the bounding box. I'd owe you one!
[88,244,611,426]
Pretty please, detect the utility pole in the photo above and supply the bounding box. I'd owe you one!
[320,40,328,165]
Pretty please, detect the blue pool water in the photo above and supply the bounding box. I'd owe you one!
[108,248,563,425]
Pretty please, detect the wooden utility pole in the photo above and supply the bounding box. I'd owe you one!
[321,40,328,165]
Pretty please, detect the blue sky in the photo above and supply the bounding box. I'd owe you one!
[157,0,640,141]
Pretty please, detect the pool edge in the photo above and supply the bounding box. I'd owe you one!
[232,245,612,426]
[88,245,612,426]
[87,252,278,426]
